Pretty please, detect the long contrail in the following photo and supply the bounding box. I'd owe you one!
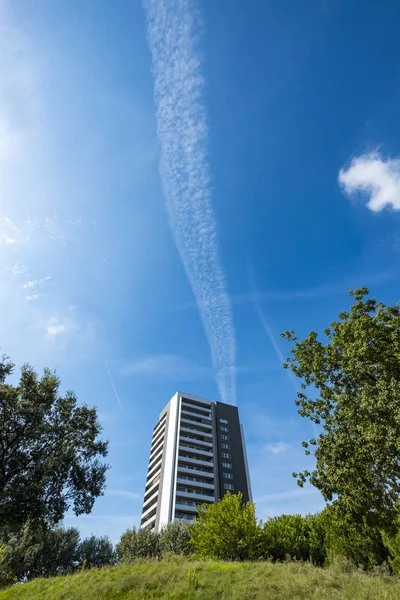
[143,0,237,404]
[105,360,124,411]
[248,264,298,391]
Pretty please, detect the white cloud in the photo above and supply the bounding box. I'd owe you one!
[339,152,400,211]
[23,276,51,289]
[25,294,38,301]
[122,353,212,381]
[106,489,142,501]
[9,262,26,277]
[255,487,320,505]
[266,441,291,455]
[46,318,67,339]
[143,0,237,404]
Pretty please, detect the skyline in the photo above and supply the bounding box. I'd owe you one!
[1,0,400,543]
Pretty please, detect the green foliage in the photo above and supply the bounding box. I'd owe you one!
[0,522,116,584]
[320,506,389,570]
[282,289,400,526]
[0,521,80,584]
[0,355,109,528]
[159,520,193,556]
[260,513,326,565]
[78,535,116,569]
[115,527,160,562]
[189,492,260,560]
[187,569,199,589]
[379,503,400,575]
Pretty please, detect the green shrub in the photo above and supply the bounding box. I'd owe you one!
[116,527,160,562]
[0,521,80,583]
[159,521,193,556]
[261,514,313,563]
[189,492,260,560]
[321,506,389,570]
[78,535,116,569]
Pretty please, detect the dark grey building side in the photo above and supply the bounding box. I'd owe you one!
[214,402,252,503]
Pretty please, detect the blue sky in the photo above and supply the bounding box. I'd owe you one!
[1,0,400,543]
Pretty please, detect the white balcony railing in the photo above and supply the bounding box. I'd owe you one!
[179,435,213,448]
[178,465,214,478]
[178,454,214,468]
[179,444,213,458]
[176,490,215,503]
[176,477,214,490]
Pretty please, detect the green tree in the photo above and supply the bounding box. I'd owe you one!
[320,505,389,570]
[189,492,260,560]
[159,520,193,557]
[115,527,160,562]
[260,514,325,565]
[0,355,109,528]
[78,535,115,569]
[282,288,400,526]
[0,521,80,583]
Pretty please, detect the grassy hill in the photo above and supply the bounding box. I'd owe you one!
[0,558,399,600]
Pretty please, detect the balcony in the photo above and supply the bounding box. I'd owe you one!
[152,417,166,440]
[144,478,160,499]
[142,489,159,511]
[141,512,157,529]
[178,465,214,478]
[181,409,211,422]
[176,490,215,503]
[179,435,213,448]
[151,423,165,446]
[179,444,213,459]
[180,425,213,440]
[141,499,158,521]
[150,432,165,455]
[148,447,163,472]
[174,501,199,514]
[181,402,212,418]
[181,418,212,431]
[179,453,213,467]
[146,461,162,482]
[176,477,214,490]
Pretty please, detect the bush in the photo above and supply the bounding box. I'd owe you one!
[321,507,389,570]
[261,514,314,563]
[0,521,80,583]
[116,527,160,562]
[189,492,260,560]
[78,535,116,569]
[159,521,193,557]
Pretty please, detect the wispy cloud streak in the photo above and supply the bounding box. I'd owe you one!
[143,0,236,404]
[248,264,297,390]
[105,360,124,411]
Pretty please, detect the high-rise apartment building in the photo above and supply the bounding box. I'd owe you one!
[141,391,252,532]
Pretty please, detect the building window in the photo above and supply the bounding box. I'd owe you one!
[223,473,233,479]
[221,452,232,459]
[220,434,229,440]
[224,483,234,491]
[220,426,229,432]
[219,418,228,424]
[221,443,231,449]
[222,462,232,469]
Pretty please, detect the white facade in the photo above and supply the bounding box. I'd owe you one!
[141,391,251,532]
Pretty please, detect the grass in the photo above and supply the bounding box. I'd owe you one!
[0,557,399,600]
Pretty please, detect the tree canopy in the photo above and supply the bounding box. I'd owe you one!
[0,355,109,528]
[282,288,400,526]
[189,492,259,560]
